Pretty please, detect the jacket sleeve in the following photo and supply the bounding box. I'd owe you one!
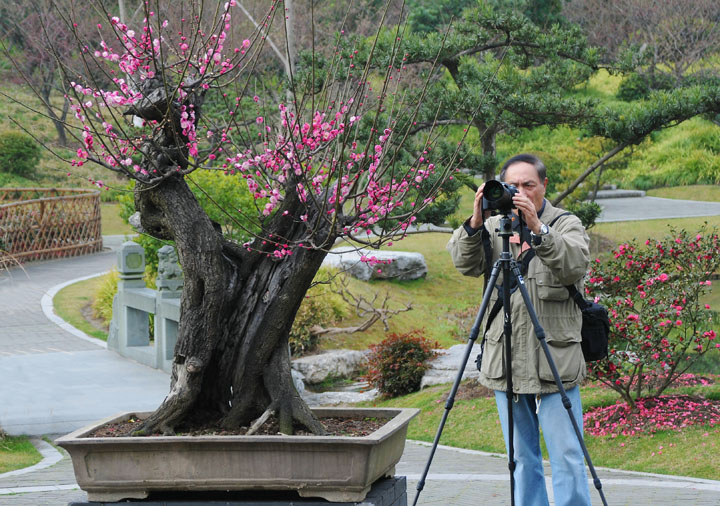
[533,213,590,285]
[446,219,489,278]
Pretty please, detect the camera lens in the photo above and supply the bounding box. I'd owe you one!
[485,181,505,200]
[483,180,515,213]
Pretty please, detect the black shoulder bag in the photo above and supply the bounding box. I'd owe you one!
[565,284,609,362]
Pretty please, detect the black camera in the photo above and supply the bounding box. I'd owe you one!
[482,180,519,213]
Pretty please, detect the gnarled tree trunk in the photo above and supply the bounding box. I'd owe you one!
[133,175,334,435]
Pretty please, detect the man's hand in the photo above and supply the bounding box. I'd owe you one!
[470,183,491,229]
[512,193,542,233]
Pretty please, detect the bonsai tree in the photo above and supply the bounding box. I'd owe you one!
[28,0,475,435]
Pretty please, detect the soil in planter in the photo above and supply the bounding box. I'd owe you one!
[88,415,387,438]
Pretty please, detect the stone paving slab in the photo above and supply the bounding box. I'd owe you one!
[399,441,720,505]
[0,251,117,356]
[0,349,170,435]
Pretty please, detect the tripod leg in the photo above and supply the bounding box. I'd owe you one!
[501,253,517,506]
[509,262,609,506]
[411,261,502,506]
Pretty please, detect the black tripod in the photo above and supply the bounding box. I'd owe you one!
[412,212,608,506]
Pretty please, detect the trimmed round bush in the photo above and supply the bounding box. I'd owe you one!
[0,131,41,177]
[364,330,439,398]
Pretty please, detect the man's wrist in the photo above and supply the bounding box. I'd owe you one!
[469,215,483,230]
[530,223,549,246]
[463,218,480,237]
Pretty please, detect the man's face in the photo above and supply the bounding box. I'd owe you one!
[503,161,548,212]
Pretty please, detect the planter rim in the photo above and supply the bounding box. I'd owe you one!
[55,407,419,447]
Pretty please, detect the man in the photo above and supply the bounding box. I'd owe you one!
[446,153,591,506]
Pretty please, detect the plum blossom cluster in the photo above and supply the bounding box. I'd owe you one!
[66,1,255,176]
[584,395,720,437]
[585,225,720,406]
[60,0,440,262]
[225,102,436,260]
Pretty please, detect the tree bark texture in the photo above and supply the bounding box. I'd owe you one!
[133,175,331,435]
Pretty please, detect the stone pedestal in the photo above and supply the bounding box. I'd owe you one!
[67,476,407,506]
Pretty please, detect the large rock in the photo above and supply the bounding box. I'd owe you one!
[302,388,380,406]
[291,349,368,385]
[420,343,482,389]
[322,246,428,281]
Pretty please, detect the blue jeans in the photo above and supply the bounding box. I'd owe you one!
[494,386,591,506]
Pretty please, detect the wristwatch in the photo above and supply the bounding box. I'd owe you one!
[530,223,549,246]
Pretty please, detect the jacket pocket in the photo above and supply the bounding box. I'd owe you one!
[481,331,505,380]
[538,342,585,383]
[535,271,570,302]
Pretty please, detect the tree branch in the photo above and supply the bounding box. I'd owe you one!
[236,1,290,75]
[552,142,630,205]
[310,280,412,338]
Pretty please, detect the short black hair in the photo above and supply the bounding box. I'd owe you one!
[499,153,547,182]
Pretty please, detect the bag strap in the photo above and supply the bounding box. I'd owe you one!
[514,211,572,277]
[565,283,591,310]
[548,211,573,228]
[481,211,575,335]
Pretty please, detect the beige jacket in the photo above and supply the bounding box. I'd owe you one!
[446,201,590,394]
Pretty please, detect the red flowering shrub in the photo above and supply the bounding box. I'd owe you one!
[365,330,439,398]
[585,224,720,409]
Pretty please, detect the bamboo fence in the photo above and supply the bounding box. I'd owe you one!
[0,188,102,266]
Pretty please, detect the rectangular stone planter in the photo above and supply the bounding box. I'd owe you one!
[56,407,418,503]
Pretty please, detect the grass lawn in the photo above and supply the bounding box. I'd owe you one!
[60,207,720,351]
[364,380,720,480]
[0,436,42,474]
[53,275,109,341]
[591,215,720,249]
[101,202,134,236]
[320,232,484,351]
[647,185,720,202]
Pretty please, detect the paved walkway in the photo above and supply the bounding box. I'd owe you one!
[2,191,720,505]
[595,194,720,222]
[0,240,169,436]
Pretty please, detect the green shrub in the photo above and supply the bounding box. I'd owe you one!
[566,200,602,230]
[118,170,259,275]
[0,132,41,177]
[289,268,348,355]
[91,268,155,329]
[91,270,120,327]
[364,330,439,398]
[616,73,650,102]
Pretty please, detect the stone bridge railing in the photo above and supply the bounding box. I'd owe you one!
[108,241,183,374]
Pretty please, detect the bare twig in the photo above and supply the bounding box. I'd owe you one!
[246,406,276,436]
[310,277,412,337]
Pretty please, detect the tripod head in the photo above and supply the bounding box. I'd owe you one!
[496,212,515,239]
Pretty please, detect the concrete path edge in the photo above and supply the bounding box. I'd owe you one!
[40,272,109,349]
[0,439,63,479]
